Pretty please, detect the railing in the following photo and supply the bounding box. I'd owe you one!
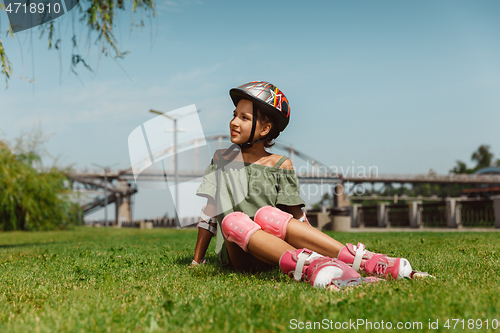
[152,218,177,228]
[460,201,494,227]
[387,204,410,227]
[93,199,499,230]
[121,220,140,228]
[90,216,200,228]
[302,208,321,228]
[419,202,447,227]
[344,173,500,183]
[70,168,123,176]
[305,214,318,228]
[358,206,378,227]
[352,199,498,229]
[71,168,500,184]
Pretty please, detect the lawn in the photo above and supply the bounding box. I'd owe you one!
[0,227,499,332]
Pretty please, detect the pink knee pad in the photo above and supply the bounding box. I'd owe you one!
[221,212,261,252]
[254,206,293,240]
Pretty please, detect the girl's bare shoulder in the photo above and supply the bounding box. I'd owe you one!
[269,154,294,170]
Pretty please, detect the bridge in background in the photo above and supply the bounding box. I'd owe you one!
[67,134,500,225]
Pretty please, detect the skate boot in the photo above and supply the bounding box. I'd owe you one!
[338,242,434,279]
[280,248,380,291]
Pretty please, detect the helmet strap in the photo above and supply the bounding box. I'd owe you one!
[238,103,262,149]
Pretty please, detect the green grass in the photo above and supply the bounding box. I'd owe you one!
[0,228,499,332]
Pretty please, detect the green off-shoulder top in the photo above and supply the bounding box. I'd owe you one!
[196,151,305,265]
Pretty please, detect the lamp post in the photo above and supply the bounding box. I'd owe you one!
[149,108,198,228]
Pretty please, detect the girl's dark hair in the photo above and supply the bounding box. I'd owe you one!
[256,109,280,148]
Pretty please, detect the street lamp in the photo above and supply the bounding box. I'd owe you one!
[91,162,118,227]
[149,108,199,228]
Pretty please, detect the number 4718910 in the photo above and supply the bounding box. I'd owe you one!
[5,2,61,14]
[444,319,499,330]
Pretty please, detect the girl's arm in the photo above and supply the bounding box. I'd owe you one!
[277,159,307,221]
[192,198,217,265]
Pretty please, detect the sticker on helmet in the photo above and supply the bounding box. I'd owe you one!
[268,87,283,111]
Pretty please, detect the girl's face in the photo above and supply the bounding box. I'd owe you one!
[229,99,271,145]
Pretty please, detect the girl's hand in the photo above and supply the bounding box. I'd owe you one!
[190,259,206,267]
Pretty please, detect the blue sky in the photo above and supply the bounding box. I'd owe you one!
[1,0,500,219]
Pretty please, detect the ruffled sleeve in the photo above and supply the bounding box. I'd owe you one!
[276,170,305,207]
[196,161,217,200]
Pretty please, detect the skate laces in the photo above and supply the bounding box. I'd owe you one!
[351,243,404,278]
[368,253,404,278]
[361,248,396,276]
[372,259,389,275]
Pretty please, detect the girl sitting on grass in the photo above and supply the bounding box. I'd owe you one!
[192,81,430,291]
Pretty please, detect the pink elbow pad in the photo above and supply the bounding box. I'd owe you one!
[221,212,261,252]
[254,206,293,240]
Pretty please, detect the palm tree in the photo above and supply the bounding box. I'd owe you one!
[451,161,471,174]
[471,145,494,171]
